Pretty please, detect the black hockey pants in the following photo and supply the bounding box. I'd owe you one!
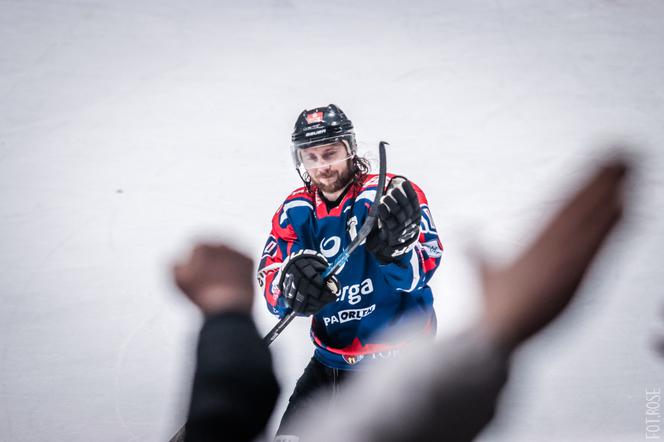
[275,356,353,439]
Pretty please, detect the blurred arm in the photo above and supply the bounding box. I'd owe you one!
[297,158,629,442]
[173,243,280,442]
[186,312,279,442]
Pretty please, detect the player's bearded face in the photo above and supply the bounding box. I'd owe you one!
[308,159,354,194]
[299,142,354,194]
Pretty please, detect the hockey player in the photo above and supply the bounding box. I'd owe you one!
[257,104,442,439]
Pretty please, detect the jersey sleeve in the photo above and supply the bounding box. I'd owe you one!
[257,193,311,318]
[373,179,443,293]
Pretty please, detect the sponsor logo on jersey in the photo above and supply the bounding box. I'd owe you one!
[346,216,358,241]
[306,111,324,124]
[337,277,374,305]
[343,354,364,365]
[422,240,442,258]
[320,236,341,259]
[370,349,400,360]
[323,304,376,326]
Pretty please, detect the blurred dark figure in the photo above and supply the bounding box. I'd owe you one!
[172,158,629,442]
[173,244,280,442]
[293,159,630,442]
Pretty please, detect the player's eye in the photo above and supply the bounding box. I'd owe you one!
[325,147,342,159]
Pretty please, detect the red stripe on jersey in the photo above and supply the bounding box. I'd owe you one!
[423,256,439,273]
[315,195,328,219]
[285,186,315,203]
[271,207,298,241]
[312,182,360,219]
[312,335,401,356]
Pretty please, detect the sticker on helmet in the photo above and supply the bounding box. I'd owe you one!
[306,111,324,124]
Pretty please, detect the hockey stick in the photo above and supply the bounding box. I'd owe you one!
[262,140,388,346]
[167,142,387,442]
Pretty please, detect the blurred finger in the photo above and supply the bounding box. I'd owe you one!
[524,160,628,304]
[529,160,628,260]
[574,181,624,266]
[173,263,193,295]
[560,161,628,270]
[191,244,210,266]
[554,161,628,241]
[574,161,627,233]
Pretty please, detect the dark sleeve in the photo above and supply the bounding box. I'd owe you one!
[185,312,280,442]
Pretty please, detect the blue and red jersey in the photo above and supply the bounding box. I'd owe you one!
[257,173,442,370]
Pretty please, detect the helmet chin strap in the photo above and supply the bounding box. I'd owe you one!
[296,166,312,191]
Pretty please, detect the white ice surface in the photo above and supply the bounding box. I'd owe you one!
[1,1,663,441]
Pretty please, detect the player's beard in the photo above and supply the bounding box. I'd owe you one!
[310,160,354,194]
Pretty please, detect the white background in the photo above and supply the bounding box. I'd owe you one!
[1,1,662,441]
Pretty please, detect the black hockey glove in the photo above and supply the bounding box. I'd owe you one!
[278,250,339,315]
[366,176,422,263]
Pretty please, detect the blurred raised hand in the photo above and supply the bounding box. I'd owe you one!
[173,243,254,315]
[480,159,630,351]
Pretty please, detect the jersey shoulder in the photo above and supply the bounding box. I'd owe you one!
[357,173,395,191]
[283,185,314,204]
[357,173,428,203]
[271,185,315,228]
[358,172,426,191]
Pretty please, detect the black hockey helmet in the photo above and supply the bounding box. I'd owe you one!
[290,104,358,172]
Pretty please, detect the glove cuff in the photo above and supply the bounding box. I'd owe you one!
[366,230,418,264]
[277,249,329,290]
